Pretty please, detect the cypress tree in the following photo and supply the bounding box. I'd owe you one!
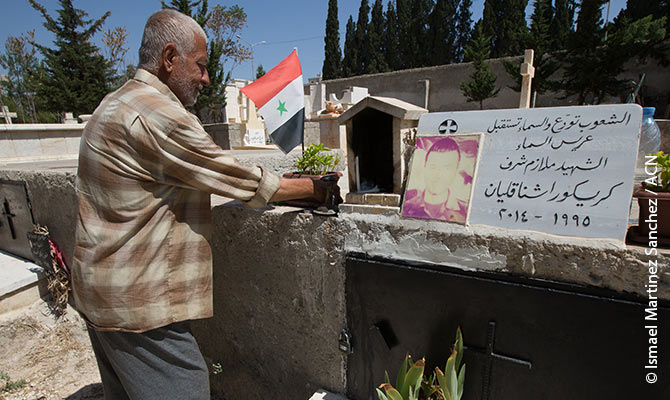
[384,2,401,70]
[408,0,433,67]
[396,0,412,69]
[503,0,561,102]
[342,16,358,77]
[428,0,458,65]
[366,0,388,73]
[561,0,667,104]
[322,0,342,79]
[482,0,529,58]
[355,0,371,74]
[460,22,500,109]
[455,0,474,62]
[27,0,113,117]
[550,0,576,51]
[615,0,669,39]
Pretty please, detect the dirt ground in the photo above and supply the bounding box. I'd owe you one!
[0,300,102,400]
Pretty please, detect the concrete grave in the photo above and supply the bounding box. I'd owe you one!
[418,104,642,241]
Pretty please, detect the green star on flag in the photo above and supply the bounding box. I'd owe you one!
[277,100,288,116]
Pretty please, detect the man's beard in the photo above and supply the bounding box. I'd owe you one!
[172,74,201,107]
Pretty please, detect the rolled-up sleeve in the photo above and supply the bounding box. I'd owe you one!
[128,110,281,207]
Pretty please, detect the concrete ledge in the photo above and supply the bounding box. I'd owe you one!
[340,203,400,216]
[0,251,43,298]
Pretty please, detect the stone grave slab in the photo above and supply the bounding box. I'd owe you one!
[417,105,643,241]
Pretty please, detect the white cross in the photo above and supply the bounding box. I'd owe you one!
[519,49,535,109]
[1,106,17,124]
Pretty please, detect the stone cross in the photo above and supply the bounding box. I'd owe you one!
[464,321,532,400]
[519,49,535,109]
[1,106,17,124]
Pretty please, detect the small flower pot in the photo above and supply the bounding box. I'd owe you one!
[628,187,670,246]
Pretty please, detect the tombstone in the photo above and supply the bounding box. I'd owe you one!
[63,112,78,124]
[0,180,36,261]
[329,86,369,111]
[1,106,17,124]
[338,96,427,196]
[417,104,642,241]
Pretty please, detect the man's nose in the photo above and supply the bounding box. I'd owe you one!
[201,68,210,87]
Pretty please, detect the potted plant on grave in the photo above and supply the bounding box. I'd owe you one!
[281,143,343,208]
[631,150,670,243]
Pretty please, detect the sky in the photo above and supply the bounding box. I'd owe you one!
[0,0,627,83]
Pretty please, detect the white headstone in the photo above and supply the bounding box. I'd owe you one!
[417,104,643,241]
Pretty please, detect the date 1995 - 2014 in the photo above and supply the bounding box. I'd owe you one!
[498,209,591,227]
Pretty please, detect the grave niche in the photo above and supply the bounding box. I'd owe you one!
[338,96,427,195]
[345,255,670,400]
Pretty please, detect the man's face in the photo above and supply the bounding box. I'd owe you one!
[168,33,209,107]
[424,150,460,197]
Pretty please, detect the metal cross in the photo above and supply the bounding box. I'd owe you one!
[2,198,17,239]
[464,320,532,400]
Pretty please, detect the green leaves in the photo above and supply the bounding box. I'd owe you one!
[295,143,341,175]
[376,328,466,400]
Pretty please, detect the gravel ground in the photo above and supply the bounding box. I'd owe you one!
[0,301,102,400]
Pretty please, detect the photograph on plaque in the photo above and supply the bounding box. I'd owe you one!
[402,134,483,224]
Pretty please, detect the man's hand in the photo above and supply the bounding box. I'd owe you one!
[270,175,342,206]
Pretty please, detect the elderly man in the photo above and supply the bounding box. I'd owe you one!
[72,9,335,400]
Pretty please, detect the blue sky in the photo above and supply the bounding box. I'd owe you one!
[0,0,627,82]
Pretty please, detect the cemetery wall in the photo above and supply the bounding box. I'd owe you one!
[0,124,84,161]
[323,56,670,114]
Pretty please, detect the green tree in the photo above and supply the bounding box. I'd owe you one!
[455,0,474,62]
[550,0,577,50]
[503,0,561,103]
[428,0,458,66]
[561,0,668,104]
[322,0,342,79]
[460,22,500,109]
[256,65,266,79]
[384,2,401,70]
[366,0,388,73]
[27,0,113,117]
[615,0,669,38]
[354,0,371,74]
[482,0,529,58]
[396,0,412,69]
[0,32,42,123]
[342,16,358,77]
[101,26,131,89]
[161,0,209,26]
[407,0,433,67]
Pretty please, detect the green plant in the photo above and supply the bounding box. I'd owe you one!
[376,327,466,400]
[644,151,670,192]
[376,355,425,400]
[1,371,27,392]
[295,143,341,175]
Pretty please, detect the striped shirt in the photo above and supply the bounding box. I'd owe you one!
[72,69,280,332]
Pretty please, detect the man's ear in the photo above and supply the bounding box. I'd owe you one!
[161,43,179,73]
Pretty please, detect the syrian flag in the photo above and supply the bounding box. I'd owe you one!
[240,49,304,154]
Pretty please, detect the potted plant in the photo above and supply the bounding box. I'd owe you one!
[281,143,343,208]
[631,150,670,244]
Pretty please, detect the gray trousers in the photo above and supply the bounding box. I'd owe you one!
[87,321,210,400]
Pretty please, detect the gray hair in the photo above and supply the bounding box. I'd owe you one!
[138,9,207,72]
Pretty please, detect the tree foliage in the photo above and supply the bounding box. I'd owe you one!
[342,16,358,77]
[27,0,113,117]
[560,0,668,104]
[460,22,500,109]
[0,32,48,123]
[482,0,528,58]
[366,0,388,73]
[322,0,342,79]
